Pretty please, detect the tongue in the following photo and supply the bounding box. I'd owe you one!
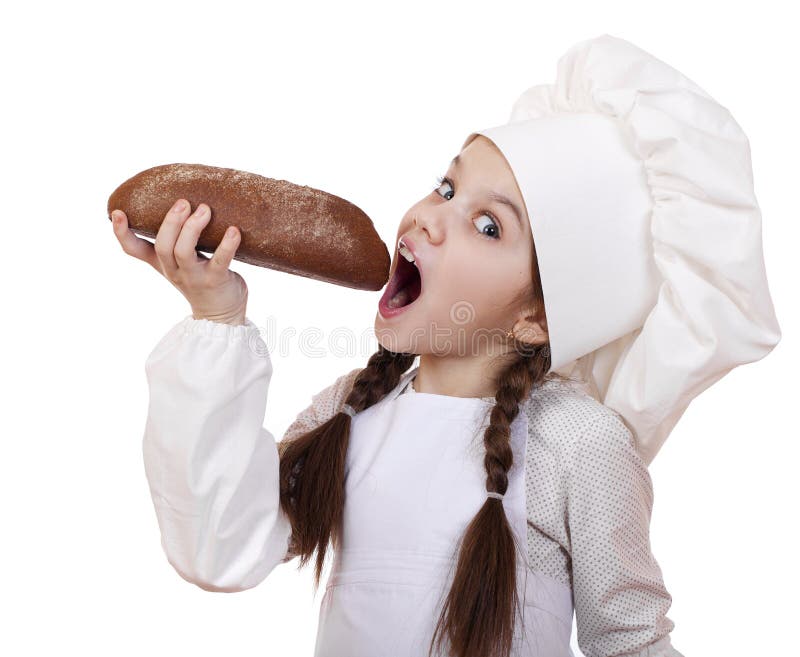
[388,287,414,308]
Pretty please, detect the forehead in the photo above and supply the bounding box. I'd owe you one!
[459,134,502,163]
[454,136,514,186]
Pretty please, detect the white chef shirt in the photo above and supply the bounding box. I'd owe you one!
[142,315,683,657]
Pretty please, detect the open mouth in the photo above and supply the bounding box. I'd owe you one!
[378,250,423,316]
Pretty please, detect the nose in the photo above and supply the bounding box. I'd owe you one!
[412,205,446,245]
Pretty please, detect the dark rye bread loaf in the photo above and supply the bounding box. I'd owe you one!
[107,163,390,291]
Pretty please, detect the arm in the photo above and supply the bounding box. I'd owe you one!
[142,315,359,592]
[565,411,685,657]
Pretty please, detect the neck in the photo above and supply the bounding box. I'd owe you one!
[414,350,515,399]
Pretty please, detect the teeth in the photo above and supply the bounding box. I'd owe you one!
[398,242,416,264]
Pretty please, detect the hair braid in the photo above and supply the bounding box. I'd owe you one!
[278,344,416,589]
[429,340,551,657]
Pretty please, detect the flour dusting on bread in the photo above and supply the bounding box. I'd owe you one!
[107,163,389,291]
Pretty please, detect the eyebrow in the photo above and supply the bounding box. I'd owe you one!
[450,154,524,230]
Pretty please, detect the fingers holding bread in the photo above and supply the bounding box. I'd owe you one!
[154,199,194,277]
[173,202,215,271]
[208,225,240,272]
[110,208,161,274]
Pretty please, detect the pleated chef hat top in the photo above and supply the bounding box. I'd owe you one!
[461,34,782,465]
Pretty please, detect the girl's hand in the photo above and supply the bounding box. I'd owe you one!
[110,198,249,325]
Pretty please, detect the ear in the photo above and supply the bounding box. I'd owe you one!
[511,308,548,346]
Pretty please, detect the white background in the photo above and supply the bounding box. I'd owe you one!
[2,1,797,655]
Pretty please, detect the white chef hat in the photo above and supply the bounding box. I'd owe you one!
[461,34,782,465]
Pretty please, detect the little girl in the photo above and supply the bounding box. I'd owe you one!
[110,35,781,657]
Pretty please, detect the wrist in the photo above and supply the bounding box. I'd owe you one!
[191,310,247,326]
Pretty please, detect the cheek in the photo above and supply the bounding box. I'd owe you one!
[425,258,510,326]
[435,252,531,325]
[436,255,505,300]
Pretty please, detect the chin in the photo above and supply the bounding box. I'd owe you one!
[373,311,419,356]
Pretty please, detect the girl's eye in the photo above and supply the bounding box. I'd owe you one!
[433,176,501,240]
[434,175,455,201]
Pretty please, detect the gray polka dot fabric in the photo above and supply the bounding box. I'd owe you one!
[282,367,683,657]
[519,379,682,657]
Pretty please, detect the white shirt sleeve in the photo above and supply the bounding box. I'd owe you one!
[566,411,685,657]
[142,315,289,592]
[142,315,362,592]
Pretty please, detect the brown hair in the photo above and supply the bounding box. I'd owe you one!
[278,233,568,657]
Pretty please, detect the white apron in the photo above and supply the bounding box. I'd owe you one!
[313,365,575,657]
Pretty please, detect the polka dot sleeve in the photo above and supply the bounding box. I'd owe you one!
[280,366,363,444]
[565,412,684,657]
